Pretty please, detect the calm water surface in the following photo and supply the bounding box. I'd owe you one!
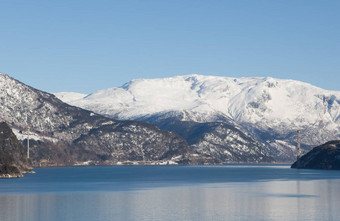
[1,165,340,221]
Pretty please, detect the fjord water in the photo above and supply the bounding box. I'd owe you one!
[1,165,340,221]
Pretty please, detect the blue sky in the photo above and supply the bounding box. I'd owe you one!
[0,0,339,93]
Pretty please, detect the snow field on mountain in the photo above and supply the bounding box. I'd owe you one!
[55,74,340,132]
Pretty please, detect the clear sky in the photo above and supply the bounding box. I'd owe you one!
[0,0,339,93]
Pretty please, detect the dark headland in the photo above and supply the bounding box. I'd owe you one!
[291,140,340,170]
[0,122,33,178]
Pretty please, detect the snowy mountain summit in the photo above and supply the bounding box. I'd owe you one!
[56,74,340,161]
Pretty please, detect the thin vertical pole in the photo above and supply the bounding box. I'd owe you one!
[27,125,30,159]
[27,133,30,159]
[297,129,301,159]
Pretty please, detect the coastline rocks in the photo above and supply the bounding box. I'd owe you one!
[0,165,23,178]
[291,140,340,170]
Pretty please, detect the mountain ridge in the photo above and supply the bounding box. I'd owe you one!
[56,74,340,161]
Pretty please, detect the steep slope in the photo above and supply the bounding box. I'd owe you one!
[56,74,340,162]
[291,140,340,170]
[0,73,210,166]
[137,111,273,163]
[0,122,32,178]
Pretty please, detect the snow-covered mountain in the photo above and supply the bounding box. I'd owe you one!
[1,73,225,166]
[56,74,340,162]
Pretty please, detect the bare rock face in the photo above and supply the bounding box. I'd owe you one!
[0,122,32,178]
[291,140,340,170]
[0,73,213,167]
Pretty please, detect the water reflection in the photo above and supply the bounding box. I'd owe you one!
[1,179,340,221]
